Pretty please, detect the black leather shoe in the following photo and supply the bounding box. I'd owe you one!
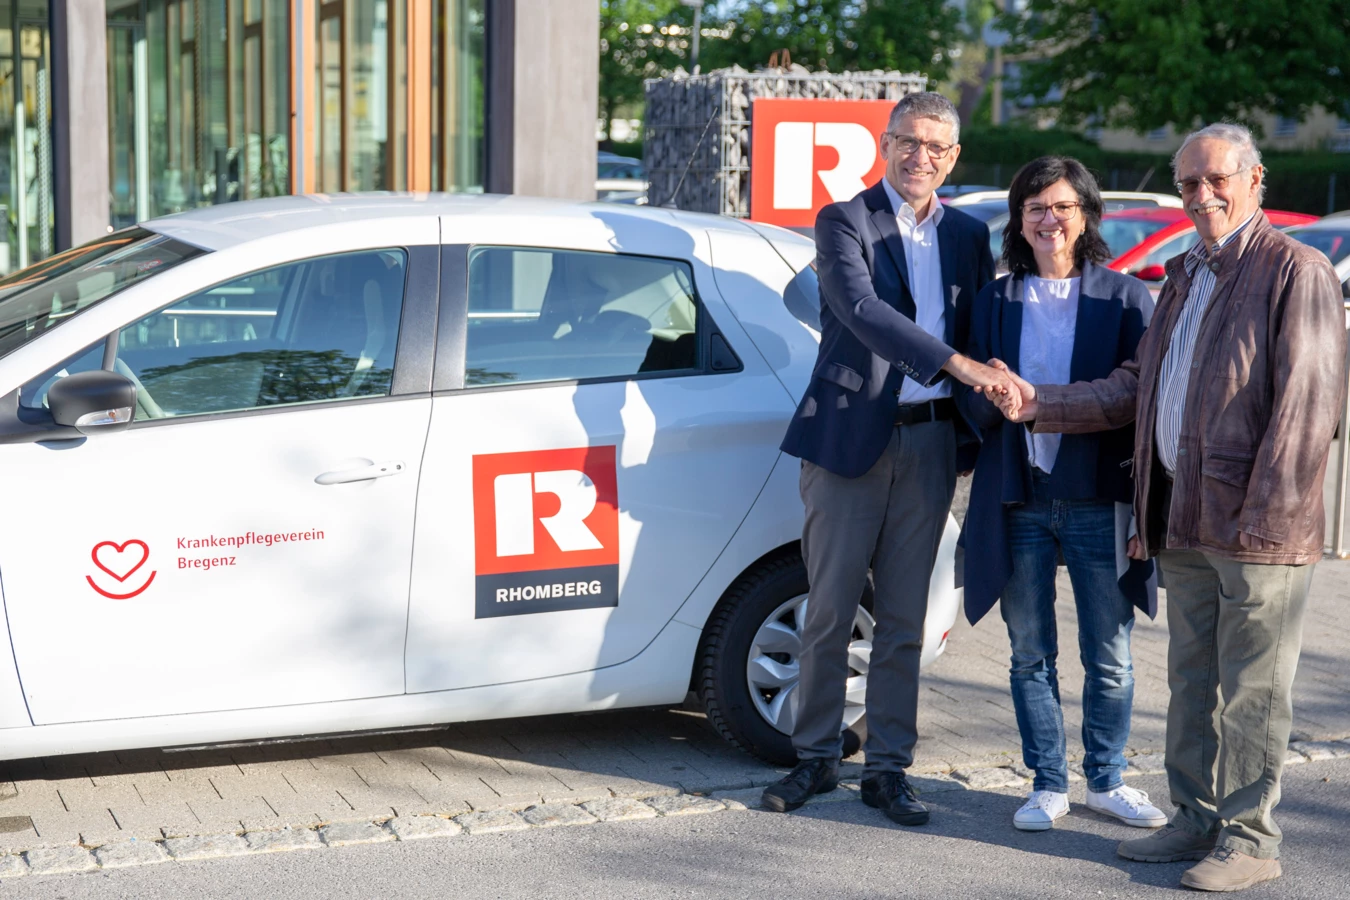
[761,758,840,813]
[860,771,929,826]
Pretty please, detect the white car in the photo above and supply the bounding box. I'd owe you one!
[0,194,960,766]
[596,156,648,205]
[946,189,1184,211]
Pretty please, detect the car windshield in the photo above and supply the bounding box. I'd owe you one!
[0,228,204,362]
[1285,225,1350,267]
[1100,217,1173,260]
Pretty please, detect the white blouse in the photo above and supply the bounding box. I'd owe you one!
[1019,275,1080,473]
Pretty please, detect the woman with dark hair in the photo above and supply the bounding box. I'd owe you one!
[958,156,1163,832]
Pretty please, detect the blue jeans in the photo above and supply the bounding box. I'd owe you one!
[999,472,1136,794]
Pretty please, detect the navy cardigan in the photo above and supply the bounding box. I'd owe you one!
[957,260,1157,625]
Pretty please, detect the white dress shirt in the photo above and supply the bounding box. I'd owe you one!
[882,178,950,404]
[1019,275,1080,473]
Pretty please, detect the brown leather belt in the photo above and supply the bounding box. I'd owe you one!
[895,397,957,427]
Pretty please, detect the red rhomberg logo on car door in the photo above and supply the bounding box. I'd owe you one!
[471,446,619,619]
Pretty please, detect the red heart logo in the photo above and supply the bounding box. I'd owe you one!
[91,540,150,583]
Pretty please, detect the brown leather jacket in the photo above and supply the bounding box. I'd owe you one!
[1032,211,1346,565]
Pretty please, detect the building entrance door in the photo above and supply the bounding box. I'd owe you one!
[0,0,53,275]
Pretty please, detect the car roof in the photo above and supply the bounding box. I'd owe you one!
[142,193,750,252]
[1284,216,1350,230]
[1103,207,1189,222]
[950,190,1182,209]
[949,200,1009,222]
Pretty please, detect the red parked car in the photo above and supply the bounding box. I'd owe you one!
[1104,208,1319,283]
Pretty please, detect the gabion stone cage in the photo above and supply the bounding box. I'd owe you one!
[643,65,927,217]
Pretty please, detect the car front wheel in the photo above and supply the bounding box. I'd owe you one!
[696,554,872,766]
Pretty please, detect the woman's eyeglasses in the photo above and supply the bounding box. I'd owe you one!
[1022,202,1081,222]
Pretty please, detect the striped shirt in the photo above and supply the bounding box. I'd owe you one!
[1154,214,1256,474]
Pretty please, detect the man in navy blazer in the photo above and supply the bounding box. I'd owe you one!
[765,93,1005,824]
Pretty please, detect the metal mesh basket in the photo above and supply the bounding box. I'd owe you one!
[643,66,926,217]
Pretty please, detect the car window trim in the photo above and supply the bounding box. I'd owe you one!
[435,243,739,395]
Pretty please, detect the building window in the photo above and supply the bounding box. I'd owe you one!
[430,0,485,192]
[1338,117,1350,133]
[314,0,409,192]
[3,4,56,273]
[1146,127,1168,142]
[1274,116,1297,137]
[109,0,293,227]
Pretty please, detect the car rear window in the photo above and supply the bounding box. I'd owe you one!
[1285,226,1350,267]
[1100,217,1172,261]
[0,228,205,361]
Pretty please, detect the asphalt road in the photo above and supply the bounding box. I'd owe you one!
[8,760,1348,899]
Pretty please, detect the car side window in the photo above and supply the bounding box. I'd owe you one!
[114,249,407,420]
[464,247,699,387]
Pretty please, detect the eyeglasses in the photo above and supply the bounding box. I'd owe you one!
[886,133,954,160]
[1022,201,1081,221]
[1174,168,1249,195]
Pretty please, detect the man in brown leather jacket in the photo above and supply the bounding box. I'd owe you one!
[995,123,1345,892]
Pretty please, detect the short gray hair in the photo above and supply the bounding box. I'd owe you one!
[887,92,961,145]
[1171,122,1266,202]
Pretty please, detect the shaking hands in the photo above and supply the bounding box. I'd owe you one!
[942,355,1021,415]
[947,355,1037,422]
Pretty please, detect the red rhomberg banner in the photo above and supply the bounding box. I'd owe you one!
[749,98,894,228]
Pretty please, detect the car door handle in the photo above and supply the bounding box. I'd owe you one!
[314,461,407,485]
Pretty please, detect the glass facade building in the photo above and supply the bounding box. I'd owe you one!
[13,0,596,276]
[1,0,487,274]
[0,0,55,273]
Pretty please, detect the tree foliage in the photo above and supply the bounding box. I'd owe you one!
[599,0,969,137]
[1002,0,1350,134]
[599,0,698,137]
[702,1,962,81]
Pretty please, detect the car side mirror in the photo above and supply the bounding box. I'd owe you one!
[48,370,136,435]
[1135,264,1167,282]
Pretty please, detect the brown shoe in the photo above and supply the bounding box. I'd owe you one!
[1180,848,1282,892]
[1117,823,1215,862]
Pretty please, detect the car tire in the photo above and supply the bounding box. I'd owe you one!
[696,553,872,767]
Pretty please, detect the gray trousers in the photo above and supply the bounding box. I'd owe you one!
[795,421,956,773]
[1156,549,1314,859]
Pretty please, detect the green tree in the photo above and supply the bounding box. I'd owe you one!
[599,0,697,140]
[701,0,963,81]
[1002,0,1350,134]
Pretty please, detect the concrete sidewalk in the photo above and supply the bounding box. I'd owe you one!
[0,555,1346,857]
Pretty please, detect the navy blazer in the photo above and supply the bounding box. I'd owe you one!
[958,261,1157,625]
[780,181,996,478]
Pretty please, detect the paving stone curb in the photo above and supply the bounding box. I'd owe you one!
[244,828,324,854]
[318,821,395,847]
[0,744,1343,879]
[387,816,463,841]
[93,840,172,869]
[0,852,26,877]
[23,846,98,875]
[520,803,598,828]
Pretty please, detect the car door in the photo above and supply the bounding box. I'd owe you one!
[0,244,438,725]
[404,239,793,693]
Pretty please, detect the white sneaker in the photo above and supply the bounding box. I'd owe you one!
[1086,784,1168,828]
[1013,790,1070,832]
